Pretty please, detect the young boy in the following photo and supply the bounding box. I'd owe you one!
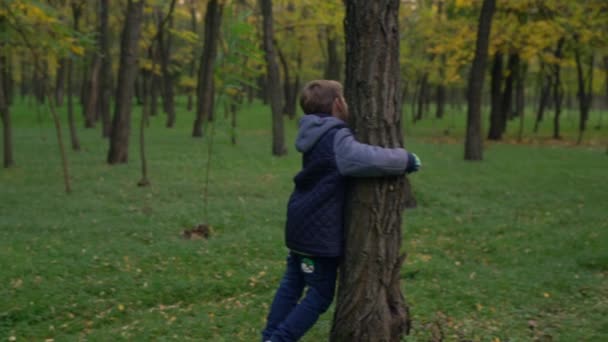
[261,80,421,342]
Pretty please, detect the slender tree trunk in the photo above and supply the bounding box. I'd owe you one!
[534,62,551,133]
[516,63,527,142]
[502,53,518,124]
[259,0,286,155]
[324,26,341,81]
[193,0,223,137]
[187,0,197,112]
[574,45,594,145]
[277,44,300,119]
[98,0,112,138]
[464,0,495,161]
[20,52,28,99]
[66,57,81,151]
[331,1,411,341]
[1,51,14,168]
[84,58,100,128]
[55,58,67,107]
[107,0,145,164]
[64,3,82,150]
[414,73,428,122]
[488,52,504,140]
[156,7,176,127]
[552,38,565,140]
[34,61,46,104]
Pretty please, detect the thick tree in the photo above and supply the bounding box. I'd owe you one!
[260,0,286,156]
[464,0,495,161]
[98,0,112,138]
[107,0,144,164]
[193,0,223,137]
[330,1,411,341]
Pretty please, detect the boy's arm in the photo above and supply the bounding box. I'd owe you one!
[334,128,414,177]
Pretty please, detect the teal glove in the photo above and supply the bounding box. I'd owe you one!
[405,152,421,174]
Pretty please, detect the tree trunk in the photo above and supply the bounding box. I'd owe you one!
[574,44,594,145]
[534,62,551,133]
[187,0,197,112]
[487,52,504,140]
[414,73,429,122]
[260,0,286,156]
[20,52,28,99]
[464,0,495,161]
[277,44,300,119]
[1,51,14,168]
[34,61,46,104]
[156,7,176,127]
[324,26,341,81]
[331,1,411,341]
[84,58,100,128]
[436,84,446,119]
[193,0,222,137]
[516,63,527,142]
[98,0,112,138]
[552,38,565,140]
[107,0,145,164]
[55,58,67,107]
[66,57,81,151]
[502,53,518,123]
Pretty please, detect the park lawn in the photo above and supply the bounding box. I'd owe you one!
[1,99,607,341]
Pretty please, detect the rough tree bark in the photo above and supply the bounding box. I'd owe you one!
[193,0,223,137]
[107,0,144,164]
[464,0,495,161]
[330,1,412,341]
[260,0,286,156]
[487,52,503,140]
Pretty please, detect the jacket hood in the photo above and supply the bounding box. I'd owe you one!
[295,114,345,153]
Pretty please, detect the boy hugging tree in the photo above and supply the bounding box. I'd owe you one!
[262,80,421,342]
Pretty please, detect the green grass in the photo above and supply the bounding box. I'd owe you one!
[1,98,607,341]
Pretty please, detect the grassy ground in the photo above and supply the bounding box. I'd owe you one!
[1,98,607,341]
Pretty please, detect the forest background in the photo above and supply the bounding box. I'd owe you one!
[1,0,607,340]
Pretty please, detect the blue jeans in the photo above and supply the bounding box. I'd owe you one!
[261,252,339,342]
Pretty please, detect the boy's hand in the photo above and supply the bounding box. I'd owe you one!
[405,153,421,174]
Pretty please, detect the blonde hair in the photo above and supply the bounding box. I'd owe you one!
[299,80,343,114]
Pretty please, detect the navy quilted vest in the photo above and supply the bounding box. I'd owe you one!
[285,124,347,257]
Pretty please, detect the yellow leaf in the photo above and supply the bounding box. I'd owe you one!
[118,304,125,311]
